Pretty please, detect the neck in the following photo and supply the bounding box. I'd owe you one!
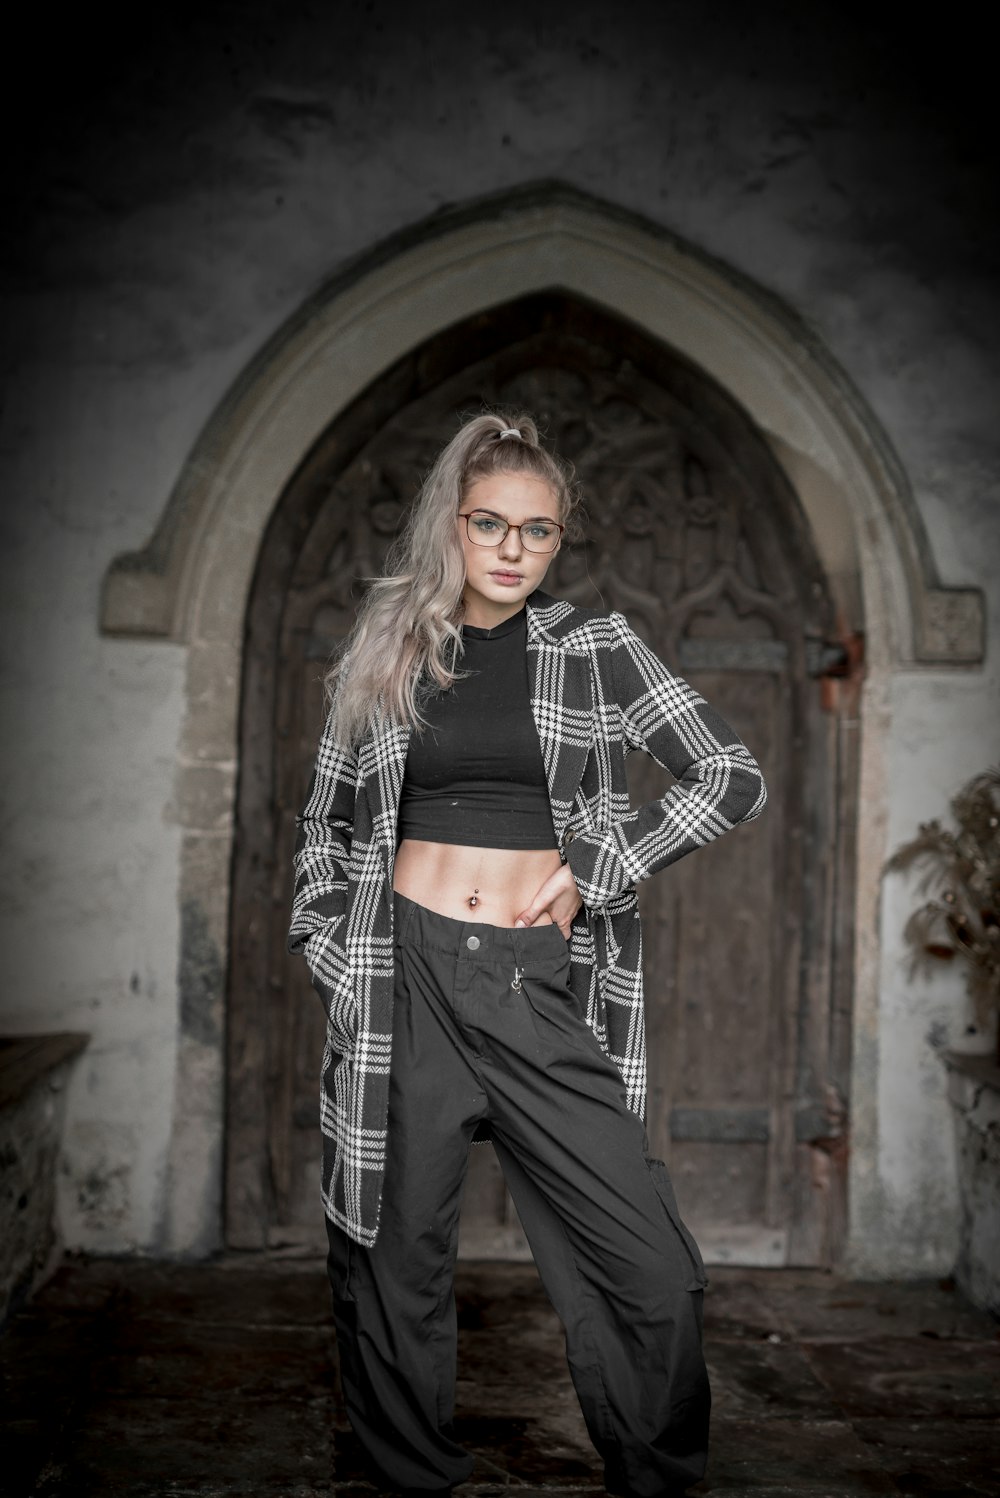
[461,596,528,631]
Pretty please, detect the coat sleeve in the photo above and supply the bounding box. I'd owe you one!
[287,698,359,966]
[565,611,767,908]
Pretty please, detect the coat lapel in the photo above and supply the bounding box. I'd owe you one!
[526,594,595,844]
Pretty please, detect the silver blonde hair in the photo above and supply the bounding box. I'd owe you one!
[326,411,577,747]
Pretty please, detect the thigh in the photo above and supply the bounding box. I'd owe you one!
[486,955,706,1298]
[368,938,487,1279]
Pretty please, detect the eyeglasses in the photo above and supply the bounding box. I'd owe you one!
[459,509,564,554]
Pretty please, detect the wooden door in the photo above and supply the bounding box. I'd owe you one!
[225,294,853,1265]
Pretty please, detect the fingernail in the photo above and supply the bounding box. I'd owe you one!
[514,920,526,929]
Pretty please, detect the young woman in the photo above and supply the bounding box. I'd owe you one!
[288,412,767,1498]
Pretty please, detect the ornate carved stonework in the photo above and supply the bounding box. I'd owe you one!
[289,346,815,682]
[919,589,985,664]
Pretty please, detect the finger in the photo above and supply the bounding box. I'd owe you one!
[514,891,552,927]
[516,871,563,929]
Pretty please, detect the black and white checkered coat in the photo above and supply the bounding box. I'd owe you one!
[288,590,767,1246]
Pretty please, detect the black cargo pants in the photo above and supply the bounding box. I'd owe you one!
[325,892,710,1497]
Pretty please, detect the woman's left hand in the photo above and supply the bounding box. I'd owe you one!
[514,864,583,940]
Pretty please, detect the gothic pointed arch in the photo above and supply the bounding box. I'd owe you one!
[107,184,980,1256]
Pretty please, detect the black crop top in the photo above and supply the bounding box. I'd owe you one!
[398,607,558,850]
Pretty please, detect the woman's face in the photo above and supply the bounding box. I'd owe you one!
[459,472,563,627]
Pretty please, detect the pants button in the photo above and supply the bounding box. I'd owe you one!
[466,935,480,950]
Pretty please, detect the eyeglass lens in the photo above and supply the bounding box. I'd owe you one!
[464,511,561,552]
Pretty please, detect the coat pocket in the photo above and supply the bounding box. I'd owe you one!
[646,1156,709,1291]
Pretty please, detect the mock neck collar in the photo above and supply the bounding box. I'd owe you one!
[462,605,527,641]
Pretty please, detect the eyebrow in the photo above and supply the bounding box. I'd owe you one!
[468,506,559,523]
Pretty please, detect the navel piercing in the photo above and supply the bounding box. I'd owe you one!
[511,966,523,993]
[467,856,485,910]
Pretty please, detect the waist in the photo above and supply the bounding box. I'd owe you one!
[393,890,569,961]
[392,839,564,926]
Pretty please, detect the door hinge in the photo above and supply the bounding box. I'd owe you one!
[805,631,865,711]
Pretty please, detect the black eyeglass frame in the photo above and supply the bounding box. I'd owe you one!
[458,509,565,554]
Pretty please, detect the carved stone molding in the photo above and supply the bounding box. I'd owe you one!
[99,184,983,667]
[917,589,985,665]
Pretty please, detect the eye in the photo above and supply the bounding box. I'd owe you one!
[470,514,502,534]
[525,523,557,540]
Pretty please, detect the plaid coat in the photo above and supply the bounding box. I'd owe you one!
[288,589,767,1246]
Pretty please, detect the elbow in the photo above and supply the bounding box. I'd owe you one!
[728,750,767,825]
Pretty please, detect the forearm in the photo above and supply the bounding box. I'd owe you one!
[287,721,358,957]
[566,743,766,906]
[288,822,351,953]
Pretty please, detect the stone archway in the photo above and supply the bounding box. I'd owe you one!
[99,185,983,1257]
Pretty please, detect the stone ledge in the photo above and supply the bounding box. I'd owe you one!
[1,1032,90,1326]
[941,1048,1000,1317]
[0,1033,89,1110]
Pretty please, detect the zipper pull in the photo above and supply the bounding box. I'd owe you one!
[511,966,524,993]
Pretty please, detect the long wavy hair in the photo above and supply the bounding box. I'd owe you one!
[326,411,578,747]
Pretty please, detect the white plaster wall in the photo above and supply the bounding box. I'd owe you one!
[1,0,997,1262]
[0,351,189,1251]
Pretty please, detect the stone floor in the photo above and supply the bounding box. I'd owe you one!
[2,1256,998,1498]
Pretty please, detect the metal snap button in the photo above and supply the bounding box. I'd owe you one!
[466,935,480,951]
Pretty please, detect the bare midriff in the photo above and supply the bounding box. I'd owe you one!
[392,839,564,926]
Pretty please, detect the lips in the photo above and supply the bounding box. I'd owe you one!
[489,570,523,585]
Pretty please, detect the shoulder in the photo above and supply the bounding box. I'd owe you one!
[527,590,634,652]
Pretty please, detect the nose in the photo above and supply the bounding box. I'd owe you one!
[498,524,523,561]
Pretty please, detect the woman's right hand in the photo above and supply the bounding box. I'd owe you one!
[513,863,583,940]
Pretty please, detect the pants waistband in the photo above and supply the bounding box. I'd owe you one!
[393,890,568,964]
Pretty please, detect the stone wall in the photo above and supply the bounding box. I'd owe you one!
[1,0,997,1269]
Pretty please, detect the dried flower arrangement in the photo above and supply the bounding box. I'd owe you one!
[885,767,1000,1062]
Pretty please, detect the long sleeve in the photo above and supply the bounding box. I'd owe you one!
[287,703,358,962]
[565,611,767,908]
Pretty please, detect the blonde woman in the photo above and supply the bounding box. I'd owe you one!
[289,413,767,1498]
